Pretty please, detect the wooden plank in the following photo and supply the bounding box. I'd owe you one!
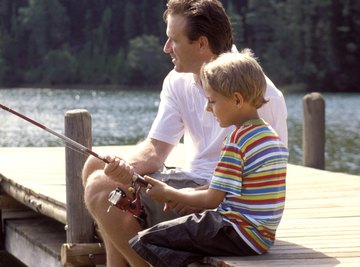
[204,257,359,267]
[5,217,65,267]
[0,146,360,267]
[0,177,67,224]
[0,194,26,209]
[0,251,27,267]
[61,243,106,265]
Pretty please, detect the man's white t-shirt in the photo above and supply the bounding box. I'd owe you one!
[148,70,288,181]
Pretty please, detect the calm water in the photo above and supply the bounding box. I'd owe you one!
[0,88,359,175]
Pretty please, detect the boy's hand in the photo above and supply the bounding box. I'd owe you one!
[165,201,203,215]
[144,178,204,214]
[164,187,204,215]
[144,175,172,203]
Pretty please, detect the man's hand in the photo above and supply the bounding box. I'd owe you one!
[104,156,134,185]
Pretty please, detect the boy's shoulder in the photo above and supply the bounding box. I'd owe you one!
[229,119,284,148]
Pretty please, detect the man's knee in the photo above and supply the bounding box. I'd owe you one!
[84,172,114,215]
[82,155,105,186]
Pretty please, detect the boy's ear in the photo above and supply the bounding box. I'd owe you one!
[233,92,244,108]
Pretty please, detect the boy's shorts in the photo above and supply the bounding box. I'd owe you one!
[129,210,257,267]
[139,169,208,228]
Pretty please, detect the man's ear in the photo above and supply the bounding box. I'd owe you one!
[233,92,244,108]
[198,36,209,50]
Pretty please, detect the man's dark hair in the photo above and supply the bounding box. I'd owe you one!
[164,0,233,55]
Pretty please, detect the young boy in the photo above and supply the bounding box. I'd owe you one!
[129,50,289,267]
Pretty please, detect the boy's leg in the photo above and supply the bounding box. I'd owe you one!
[130,211,257,267]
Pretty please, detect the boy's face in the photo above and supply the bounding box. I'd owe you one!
[204,84,239,128]
[163,14,205,74]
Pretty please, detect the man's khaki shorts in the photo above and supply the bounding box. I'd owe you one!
[139,169,208,228]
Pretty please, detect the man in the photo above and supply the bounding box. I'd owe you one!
[129,50,288,267]
[82,1,288,266]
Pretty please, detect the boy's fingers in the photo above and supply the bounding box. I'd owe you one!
[144,175,156,184]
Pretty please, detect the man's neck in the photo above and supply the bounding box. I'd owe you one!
[193,74,201,86]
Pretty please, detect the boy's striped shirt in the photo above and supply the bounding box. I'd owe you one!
[210,119,288,254]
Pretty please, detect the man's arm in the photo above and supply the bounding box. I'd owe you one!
[128,138,174,175]
[82,137,174,186]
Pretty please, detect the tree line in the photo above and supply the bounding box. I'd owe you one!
[0,0,358,92]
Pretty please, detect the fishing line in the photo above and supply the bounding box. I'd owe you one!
[52,137,91,159]
[0,103,150,188]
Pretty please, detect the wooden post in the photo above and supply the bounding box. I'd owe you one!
[0,190,3,250]
[302,93,325,169]
[61,243,106,266]
[65,109,94,267]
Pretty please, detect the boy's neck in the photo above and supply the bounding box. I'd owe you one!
[235,108,260,128]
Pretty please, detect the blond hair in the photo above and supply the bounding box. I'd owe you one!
[200,49,268,109]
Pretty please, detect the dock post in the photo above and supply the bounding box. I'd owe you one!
[302,92,325,169]
[65,109,94,267]
[0,190,3,250]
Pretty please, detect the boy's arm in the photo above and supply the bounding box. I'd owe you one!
[144,176,225,209]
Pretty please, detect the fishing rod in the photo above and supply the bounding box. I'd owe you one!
[0,103,109,163]
[0,103,150,221]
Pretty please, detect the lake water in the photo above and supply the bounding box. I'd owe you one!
[0,88,359,175]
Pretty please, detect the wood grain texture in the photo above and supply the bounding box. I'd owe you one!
[1,145,359,266]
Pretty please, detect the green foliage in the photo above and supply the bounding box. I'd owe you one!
[76,7,113,84]
[0,33,8,83]
[0,0,358,91]
[18,0,69,65]
[127,35,171,86]
[110,49,128,84]
[43,49,78,84]
[227,1,244,47]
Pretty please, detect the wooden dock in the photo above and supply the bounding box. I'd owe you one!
[0,145,360,267]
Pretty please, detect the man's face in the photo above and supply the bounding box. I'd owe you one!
[163,14,204,74]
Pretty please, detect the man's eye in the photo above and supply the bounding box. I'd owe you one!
[208,100,215,104]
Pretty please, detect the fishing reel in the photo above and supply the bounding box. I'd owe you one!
[107,173,151,227]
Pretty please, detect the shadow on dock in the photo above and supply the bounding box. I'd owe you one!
[203,239,341,267]
[0,251,27,267]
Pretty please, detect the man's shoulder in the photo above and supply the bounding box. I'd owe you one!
[163,70,197,98]
[165,70,194,84]
[265,75,284,99]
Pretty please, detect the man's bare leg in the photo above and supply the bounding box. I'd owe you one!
[83,156,149,267]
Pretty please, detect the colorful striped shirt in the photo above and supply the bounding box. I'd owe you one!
[210,119,288,254]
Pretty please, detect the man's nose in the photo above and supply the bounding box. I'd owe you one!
[163,39,171,53]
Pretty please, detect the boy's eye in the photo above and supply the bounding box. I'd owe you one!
[208,100,215,104]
